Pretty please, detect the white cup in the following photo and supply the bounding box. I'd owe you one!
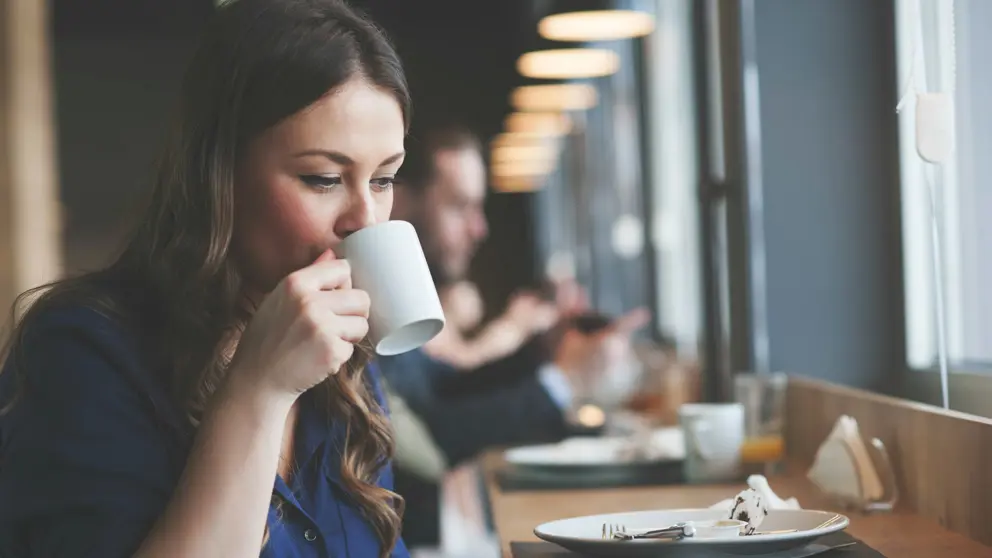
[338,220,445,356]
[679,403,745,483]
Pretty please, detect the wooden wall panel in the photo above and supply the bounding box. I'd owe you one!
[0,0,62,323]
[786,376,992,546]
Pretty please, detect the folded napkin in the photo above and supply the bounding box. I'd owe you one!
[806,415,883,506]
[710,474,802,512]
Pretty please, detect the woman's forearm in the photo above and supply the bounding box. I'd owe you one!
[134,376,292,558]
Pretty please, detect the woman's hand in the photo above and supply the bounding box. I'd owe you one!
[136,250,366,558]
[228,249,370,402]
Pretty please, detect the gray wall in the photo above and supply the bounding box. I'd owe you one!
[752,0,905,390]
[55,38,196,273]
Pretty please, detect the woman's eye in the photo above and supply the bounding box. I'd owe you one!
[370,177,395,192]
[300,175,342,191]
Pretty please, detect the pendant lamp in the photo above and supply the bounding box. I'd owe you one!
[537,0,655,42]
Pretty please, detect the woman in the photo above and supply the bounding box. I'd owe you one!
[0,1,410,556]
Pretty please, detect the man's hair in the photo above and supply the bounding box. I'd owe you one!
[398,123,482,193]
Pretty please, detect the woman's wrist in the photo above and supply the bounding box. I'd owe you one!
[214,363,297,421]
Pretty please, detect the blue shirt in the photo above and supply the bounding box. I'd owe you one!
[0,303,409,558]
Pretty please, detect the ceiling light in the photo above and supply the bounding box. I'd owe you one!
[490,134,564,152]
[539,10,655,41]
[504,112,572,137]
[510,83,599,112]
[491,158,557,178]
[491,143,559,164]
[491,175,544,194]
[517,48,620,79]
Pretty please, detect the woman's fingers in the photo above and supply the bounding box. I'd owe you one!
[322,289,371,318]
[305,290,370,342]
[285,252,353,293]
[329,315,370,344]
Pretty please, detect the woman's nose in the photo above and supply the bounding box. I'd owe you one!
[335,188,377,238]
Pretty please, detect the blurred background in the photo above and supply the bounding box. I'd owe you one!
[0,0,989,417]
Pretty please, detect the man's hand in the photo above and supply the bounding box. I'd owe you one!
[551,278,590,319]
[552,307,651,394]
[503,291,559,334]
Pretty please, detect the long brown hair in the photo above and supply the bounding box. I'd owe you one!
[0,0,409,554]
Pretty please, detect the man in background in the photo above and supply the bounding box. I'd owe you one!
[381,122,648,548]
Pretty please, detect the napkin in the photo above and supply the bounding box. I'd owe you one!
[710,474,802,512]
[806,415,883,506]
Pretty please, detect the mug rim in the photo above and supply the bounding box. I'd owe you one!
[679,402,744,414]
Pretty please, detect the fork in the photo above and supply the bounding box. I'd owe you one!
[601,522,696,541]
[813,514,844,530]
[742,513,842,536]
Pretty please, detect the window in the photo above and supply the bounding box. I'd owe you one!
[530,15,654,320]
[643,0,703,353]
[896,0,992,370]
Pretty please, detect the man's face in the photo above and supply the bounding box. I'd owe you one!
[417,146,488,284]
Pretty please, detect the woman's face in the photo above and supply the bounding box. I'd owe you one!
[233,77,406,294]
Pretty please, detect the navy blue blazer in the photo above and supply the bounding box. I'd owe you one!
[0,303,408,558]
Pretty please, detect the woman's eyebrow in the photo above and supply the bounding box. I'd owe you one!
[292,150,405,167]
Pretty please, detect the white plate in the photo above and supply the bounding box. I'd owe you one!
[505,428,685,468]
[534,508,849,557]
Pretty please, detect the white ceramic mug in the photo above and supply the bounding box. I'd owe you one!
[338,220,445,356]
[679,403,745,483]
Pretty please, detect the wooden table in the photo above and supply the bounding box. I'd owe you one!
[481,453,991,557]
